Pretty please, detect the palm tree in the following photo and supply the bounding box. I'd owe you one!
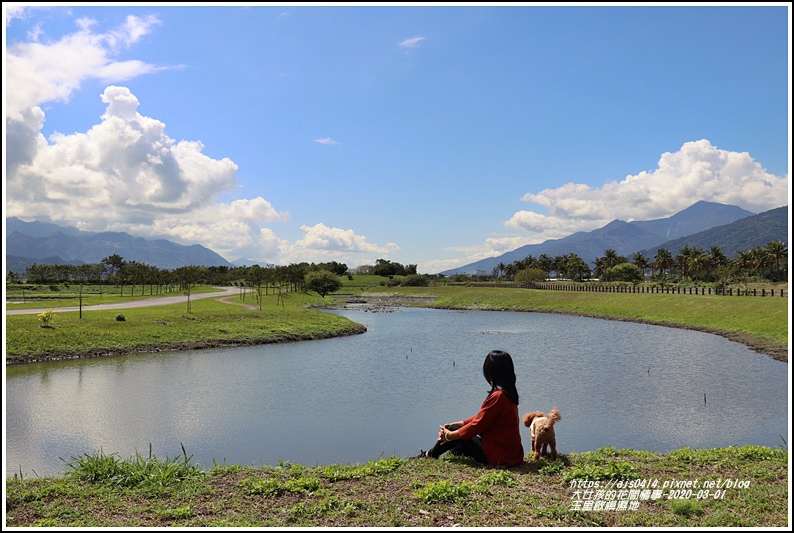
[631,252,650,277]
[496,262,507,280]
[592,256,609,280]
[653,248,673,277]
[537,254,554,274]
[764,240,787,282]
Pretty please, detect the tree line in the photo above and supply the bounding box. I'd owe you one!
[8,255,357,294]
[7,256,425,297]
[459,240,788,285]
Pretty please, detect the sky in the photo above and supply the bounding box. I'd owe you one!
[3,3,791,274]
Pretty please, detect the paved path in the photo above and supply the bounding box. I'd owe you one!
[5,286,240,315]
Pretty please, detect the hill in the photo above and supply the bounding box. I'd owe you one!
[5,218,233,271]
[441,201,756,275]
[638,205,788,258]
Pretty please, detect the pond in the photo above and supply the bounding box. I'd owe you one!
[5,306,788,477]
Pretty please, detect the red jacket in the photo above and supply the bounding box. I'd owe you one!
[457,389,525,466]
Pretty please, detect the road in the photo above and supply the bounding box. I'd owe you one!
[5,286,241,315]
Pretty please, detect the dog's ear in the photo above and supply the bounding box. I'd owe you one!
[549,407,561,423]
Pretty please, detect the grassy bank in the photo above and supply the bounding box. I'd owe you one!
[5,292,365,364]
[5,445,787,527]
[6,283,789,363]
[358,286,789,361]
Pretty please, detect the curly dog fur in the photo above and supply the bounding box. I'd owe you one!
[522,408,561,461]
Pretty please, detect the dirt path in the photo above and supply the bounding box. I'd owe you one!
[216,296,261,311]
[5,286,240,315]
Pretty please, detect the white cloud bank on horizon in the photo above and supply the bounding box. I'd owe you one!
[421,140,789,274]
[5,14,400,266]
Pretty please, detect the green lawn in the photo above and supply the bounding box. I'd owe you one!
[5,284,223,310]
[5,445,787,527]
[5,292,364,363]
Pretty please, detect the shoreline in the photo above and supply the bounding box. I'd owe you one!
[433,304,789,363]
[336,295,788,363]
[4,324,367,366]
[6,294,787,365]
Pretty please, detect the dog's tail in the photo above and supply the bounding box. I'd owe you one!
[522,411,546,427]
[547,407,561,425]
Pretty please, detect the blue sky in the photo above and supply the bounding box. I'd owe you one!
[4,3,790,273]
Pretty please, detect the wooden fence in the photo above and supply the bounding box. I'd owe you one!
[520,282,787,297]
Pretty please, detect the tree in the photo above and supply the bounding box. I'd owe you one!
[606,262,643,282]
[314,261,348,276]
[558,253,591,282]
[764,240,787,282]
[401,274,429,287]
[631,252,650,277]
[306,270,341,298]
[652,248,673,277]
[514,268,546,285]
[494,262,507,280]
[101,254,126,280]
[536,254,554,274]
[594,249,627,280]
[173,265,205,313]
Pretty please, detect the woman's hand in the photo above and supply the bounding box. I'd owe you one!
[439,425,457,442]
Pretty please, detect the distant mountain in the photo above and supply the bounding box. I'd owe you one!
[5,217,233,271]
[5,255,85,276]
[6,217,85,238]
[441,201,756,275]
[639,205,788,259]
[231,258,276,268]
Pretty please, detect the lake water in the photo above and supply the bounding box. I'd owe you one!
[5,306,788,478]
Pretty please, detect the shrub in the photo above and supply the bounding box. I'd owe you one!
[36,309,55,327]
[116,314,126,321]
[515,268,546,285]
[606,263,643,282]
[401,274,429,287]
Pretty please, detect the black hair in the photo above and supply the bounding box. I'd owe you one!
[482,349,519,405]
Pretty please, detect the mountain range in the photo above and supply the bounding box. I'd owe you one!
[441,201,788,275]
[5,217,233,272]
[5,201,788,275]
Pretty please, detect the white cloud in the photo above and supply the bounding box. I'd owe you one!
[5,14,162,120]
[312,137,339,145]
[507,139,788,241]
[430,140,788,274]
[5,11,403,269]
[399,36,425,49]
[4,5,30,26]
[5,85,292,261]
[293,223,400,254]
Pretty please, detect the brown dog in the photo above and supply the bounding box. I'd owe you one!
[522,408,561,461]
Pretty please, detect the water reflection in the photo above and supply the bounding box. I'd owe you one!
[5,307,788,477]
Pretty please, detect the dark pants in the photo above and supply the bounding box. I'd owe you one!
[427,424,488,465]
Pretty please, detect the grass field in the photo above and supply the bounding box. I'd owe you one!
[5,445,787,527]
[5,291,364,364]
[6,284,232,310]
